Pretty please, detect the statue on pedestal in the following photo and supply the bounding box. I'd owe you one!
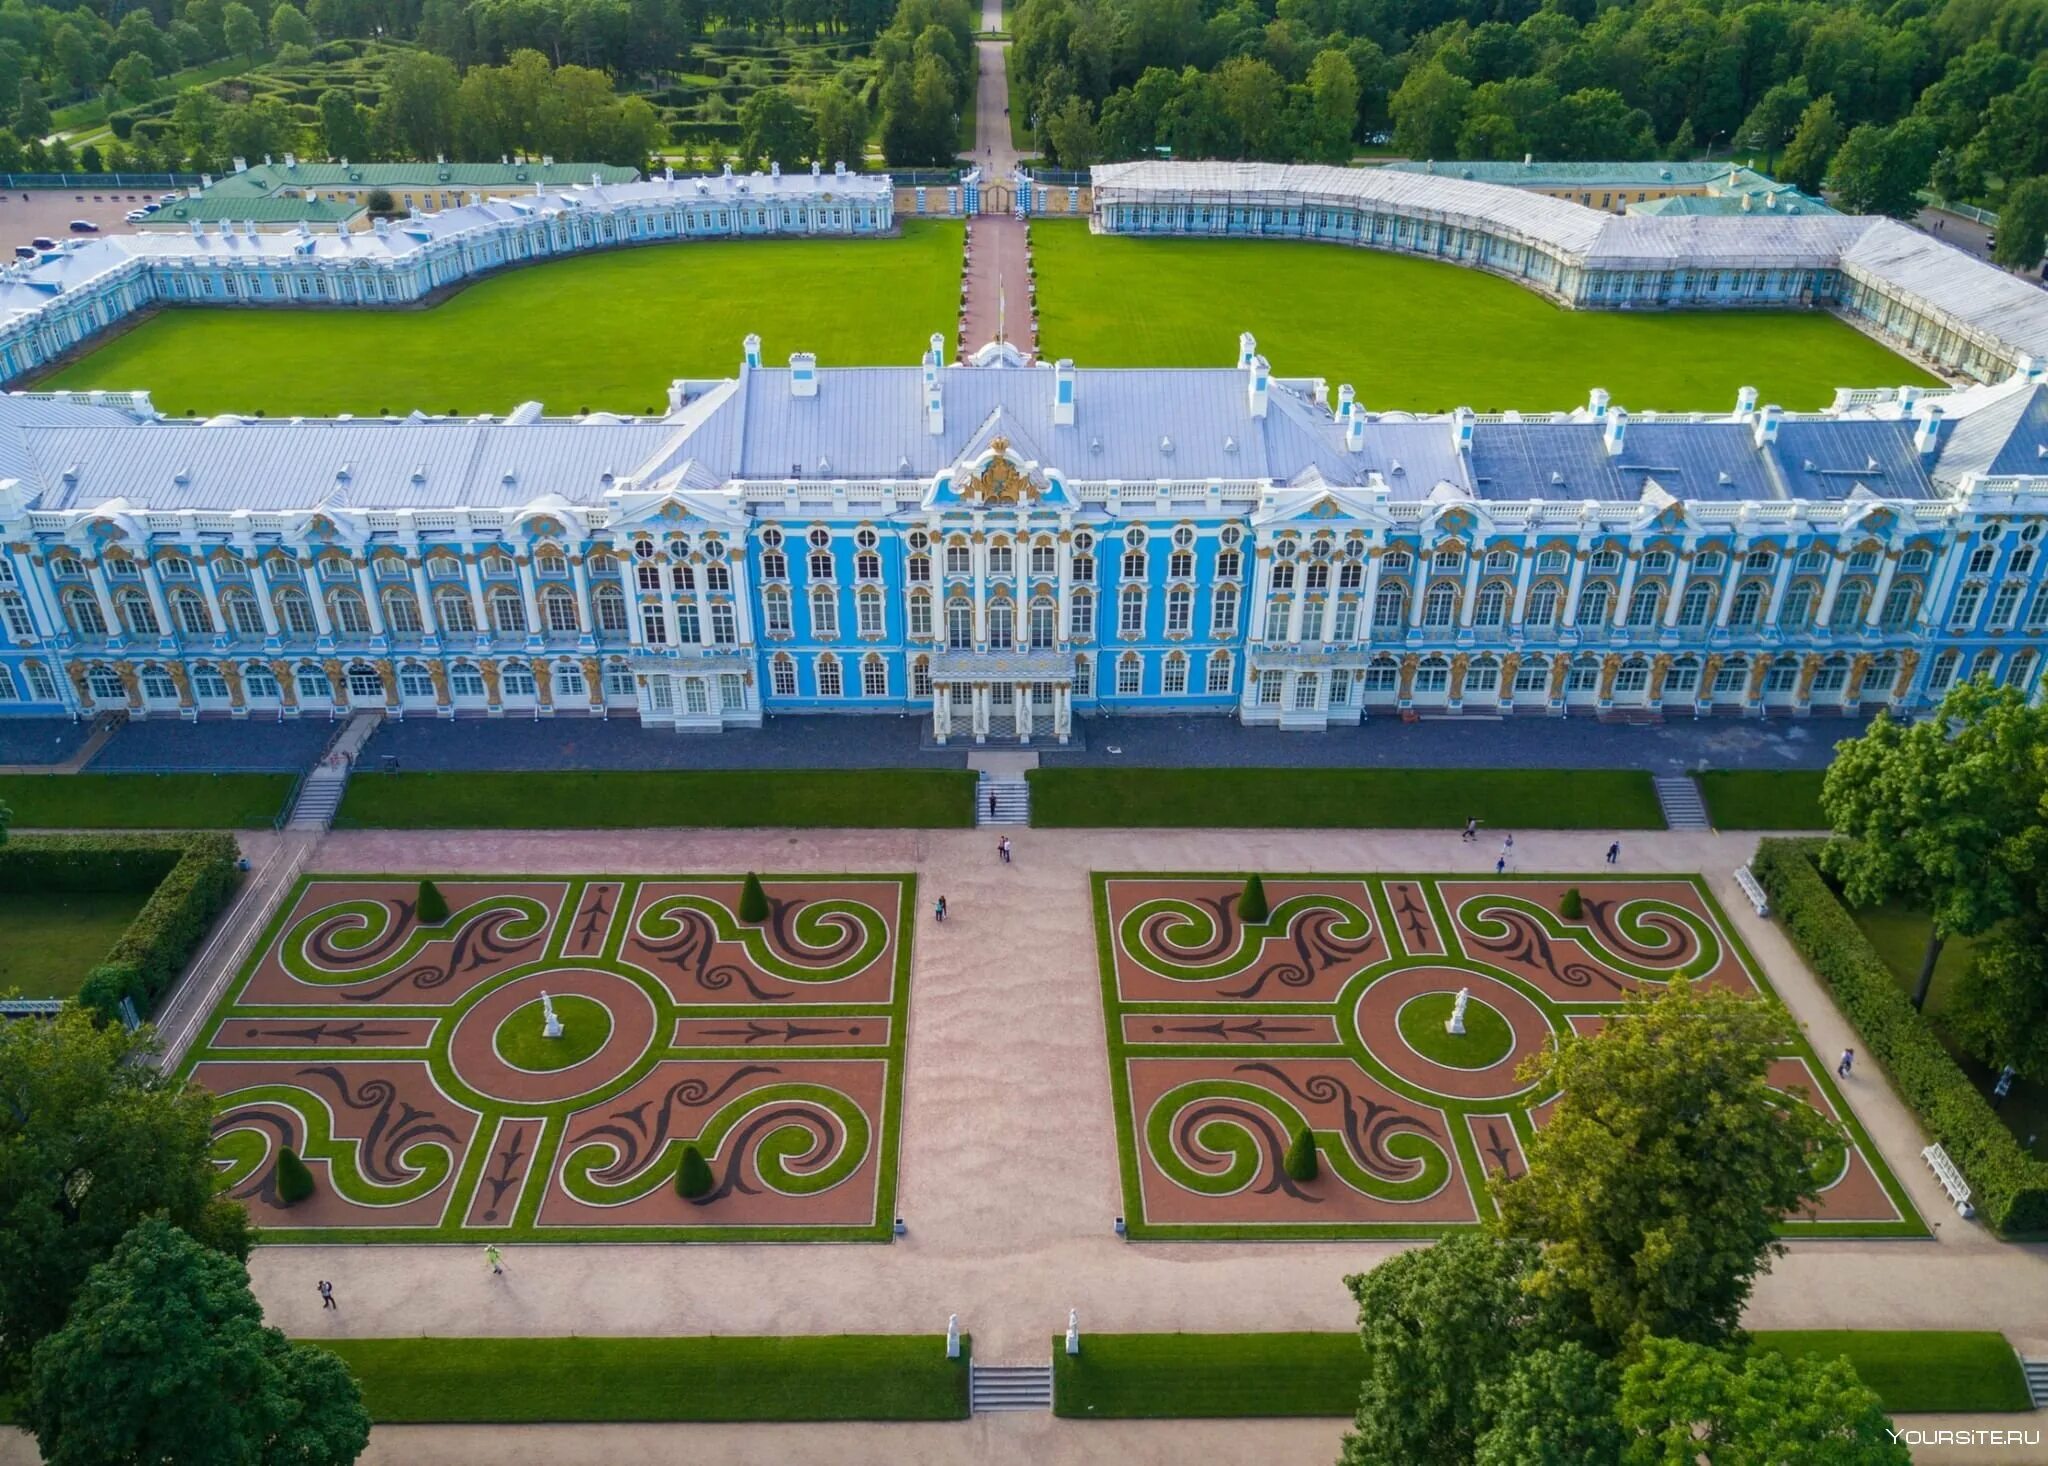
[541,990,564,1039]
[1446,987,1470,1036]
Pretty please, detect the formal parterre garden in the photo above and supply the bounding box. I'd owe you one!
[40,222,965,418]
[1094,871,1921,1240]
[1027,223,1943,413]
[180,872,914,1242]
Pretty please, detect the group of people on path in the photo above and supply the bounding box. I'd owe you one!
[1462,817,1620,872]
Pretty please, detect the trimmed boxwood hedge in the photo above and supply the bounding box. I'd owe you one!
[0,833,242,1024]
[1752,839,2048,1234]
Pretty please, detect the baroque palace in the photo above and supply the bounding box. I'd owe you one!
[2,333,2047,739]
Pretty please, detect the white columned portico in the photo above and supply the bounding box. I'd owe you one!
[1560,550,1589,629]
[1763,548,1798,624]
[1866,550,1899,629]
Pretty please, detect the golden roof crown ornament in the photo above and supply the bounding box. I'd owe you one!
[962,437,1041,506]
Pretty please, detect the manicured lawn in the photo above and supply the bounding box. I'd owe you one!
[1027,767,1661,829]
[0,889,148,999]
[1751,1331,2031,1413]
[494,993,608,1070]
[333,769,977,828]
[0,773,293,828]
[1699,770,1829,829]
[323,1336,970,1422]
[1028,223,1941,412]
[42,222,964,417]
[1396,990,1514,1067]
[1051,1331,2029,1419]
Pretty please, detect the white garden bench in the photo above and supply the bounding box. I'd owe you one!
[1733,864,1770,917]
[1923,1143,1975,1218]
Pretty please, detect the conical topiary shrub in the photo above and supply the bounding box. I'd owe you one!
[417,879,449,925]
[1285,1128,1319,1183]
[1239,874,1270,924]
[738,872,768,924]
[1560,886,1583,920]
[676,1144,714,1200]
[276,1147,314,1206]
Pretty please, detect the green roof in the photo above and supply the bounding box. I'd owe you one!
[1628,192,1835,217]
[1388,160,1779,190]
[199,160,640,201]
[143,195,364,225]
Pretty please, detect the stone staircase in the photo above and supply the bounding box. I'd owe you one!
[2023,1357,2048,1409]
[975,776,1031,826]
[970,1361,1053,1412]
[285,712,383,831]
[1652,774,1710,832]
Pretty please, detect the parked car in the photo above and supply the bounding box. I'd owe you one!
[68,219,99,233]
[143,201,161,212]
[30,236,55,250]
[13,244,37,259]
[159,193,179,204]
[124,209,148,222]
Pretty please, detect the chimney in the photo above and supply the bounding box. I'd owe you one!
[1898,385,1923,412]
[1247,356,1269,418]
[770,161,781,181]
[742,333,761,371]
[1753,404,1783,448]
[2019,354,2045,382]
[1914,403,1944,455]
[666,380,687,414]
[284,151,296,169]
[925,361,943,436]
[1451,406,1475,453]
[1522,153,1532,167]
[789,352,817,397]
[591,171,602,188]
[835,160,846,178]
[1345,404,1366,454]
[1740,192,1753,212]
[1052,358,1075,426]
[1735,385,1758,421]
[928,332,945,369]
[1587,387,1610,420]
[1336,383,1355,421]
[811,160,821,178]
[1237,331,1257,369]
[233,156,248,173]
[1604,406,1628,456]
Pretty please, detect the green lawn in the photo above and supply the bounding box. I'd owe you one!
[1051,1331,2029,1419]
[323,1336,970,1422]
[1850,901,2047,1160]
[1028,224,1941,412]
[1027,767,1661,829]
[0,773,293,828]
[0,889,149,999]
[333,769,977,828]
[42,222,964,417]
[1699,769,1830,829]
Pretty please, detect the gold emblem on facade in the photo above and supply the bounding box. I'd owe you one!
[961,438,1041,505]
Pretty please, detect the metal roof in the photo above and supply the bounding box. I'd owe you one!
[199,160,640,199]
[1930,383,2048,488]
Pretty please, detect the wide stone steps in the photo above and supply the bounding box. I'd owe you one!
[286,774,346,830]
[1652,774,1710,832]
[970,1362,1053,1412]
[976,778,1031,826]
[2024,1357,2048,1409]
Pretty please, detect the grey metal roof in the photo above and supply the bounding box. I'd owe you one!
[1611,423,1777,502]
[1840,220,2048,362]
[1931,384,2048,488]
[1769,420,1936,500]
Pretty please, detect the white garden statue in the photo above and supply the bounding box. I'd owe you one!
[541,990,564,1039]
[1066,1308,1081,1356]
[1446,987,1470,1036]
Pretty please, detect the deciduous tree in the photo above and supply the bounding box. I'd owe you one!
[1993,175,2048,272]
[1778,95,1843,194]
[1616,1337,1907,1464]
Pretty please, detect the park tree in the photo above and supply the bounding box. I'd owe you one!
[1778,95,1844,195]
[109,53,157,107]
[811,80,867,169]
[276,1147,315,1205]
[14,80,50,142]
[1284,1127,1318,1182]
[1993,175,2048,272]
[738,85,810,169]
[1947,917,2048,1082]
[222,1,265,59]
[374,51,460,160]
[1472,1343,1624,1466]
[1821,680,2048,1006]
[319,87,369,160]
[1493,978,1838,1350]
[416,878,450,923]
[1042,93,1100,167]
[738,872,769,923]
[676,1144,714,1199]
[171,85,228,168]
[364,186,398,217]
[1341,1234,1565,1466]
[1828,118,1939,216]
[1238,873,1269,923]
[1389,62,1472,160]
[1735,78,1810,156]
[24,1218,369,1466]
[1615,1337,1906,1463]
[270,2,317,51]
[223,95,303,164]
[0,1006,249,1392]
[1306,48,1359,161]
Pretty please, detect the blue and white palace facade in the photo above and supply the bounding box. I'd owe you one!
[1090,162,2048,385]
[0,164,893,385]
[3,334,2048,739]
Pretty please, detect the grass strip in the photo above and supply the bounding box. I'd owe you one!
[0,772,294,828]
[333,769,977,828]
[1028,767,1661,829]
[1699,769,1829,829]
[322,1335,970,1422]
[1051,1330,2029,1419]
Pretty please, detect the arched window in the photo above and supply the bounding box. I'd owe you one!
[278,589,317,638]
[436,587,477,633]
[1626,583,1660,627]
[988,597,1015,650]
[948,596,974,649]
[0,593,31,638]
[594,584,628,634]
[1074,653,1093,697]
[857,586,885,637]
[906,589,932,640]
[1466,655,1500,694]
[816,653,843,696]
[862,653,887,697]
[1162,651,1188,694]
[1373,584,1404,629]
[489,589,525,634]
[1069,589,1094,641]
[542,586,579,635]
[1211,585,1238,636]
[1575,582,1610,626]
[1524,584,1558,626]
[762,586,792,637]
[1474,582,1507,627]
[118,589,159,637]
[1613,655,1650,693]
[1414,655,1450,693]
[911,654,932,698]
[1729,582,1764,627]
[1206,649,1233,694]
[1679,581,1712,627]
[1830,581,1867,630]
[1881,582,1917,630]
[810,585,838,638]
[1119,586,1145,636]
[331,591,371,636]
[170,589,212,636]
[1030,597,1056,648]
[64,589,107,637]
[1423,583,1456,627]
[87,665,124,701]
[346,661,383,700]
[771,653,797,698]
[1779,583,1815,628]
[382,588,421,634]
[1117,651,1142,694]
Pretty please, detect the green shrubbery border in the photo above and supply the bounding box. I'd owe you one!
[0,833,242,1024]
[1751,839,2048,1234]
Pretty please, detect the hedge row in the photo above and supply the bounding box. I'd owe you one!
[1751,839,2048,1234]
[0,834,243,1024]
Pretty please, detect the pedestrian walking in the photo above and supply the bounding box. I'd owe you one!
[934,895,948,923]
[988,791,997,821]
[998,835,1012,864]
[317,1280,336,1310]
[1606,840,1620,866]
[1495,854,1507,876]
[1462,816,1478,843]
[1837,1048,1854,1078]
[484,1244,503,1276]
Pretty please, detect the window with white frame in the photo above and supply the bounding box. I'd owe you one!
[1118,654,1143,695]
[857,588,884,637]
[1373,584,1404,628]
[1365,659,1400,693]
[490,591,525,634]
[1589,550,1621,574]
[908,591,931,640]
[988,600,1015,650]
[711,603,737,645]
[1575,584,1610,624]
[1031,540,1057,576]
[1069,590,1093,641]
[810,587,838,638]
[450,665,485,698]
[1664,661,1700,695]
[1534,550,1567,574]
[1166,587,1191,635]
[1988,581,2024,628]
[640,603,667,644]
[989,539,1014,576]
[1950,582,1984,628]
[87,666,123,700]
[1255,668,1282,704]
[772,655,797,697]
[817,655,842,696]
[1414,657,1449,693]
[333,593,371,636]
[912,656,932,698]
[946,541,971,575]
[296,666,331,701]
[862,656,887,697]
[1206,651,1232,694]
[1515,661,1550,693]
[140,667,177,701]
[1333,599,1359,640]
[1641,551,1672,574]
[1120,586,1145,636]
